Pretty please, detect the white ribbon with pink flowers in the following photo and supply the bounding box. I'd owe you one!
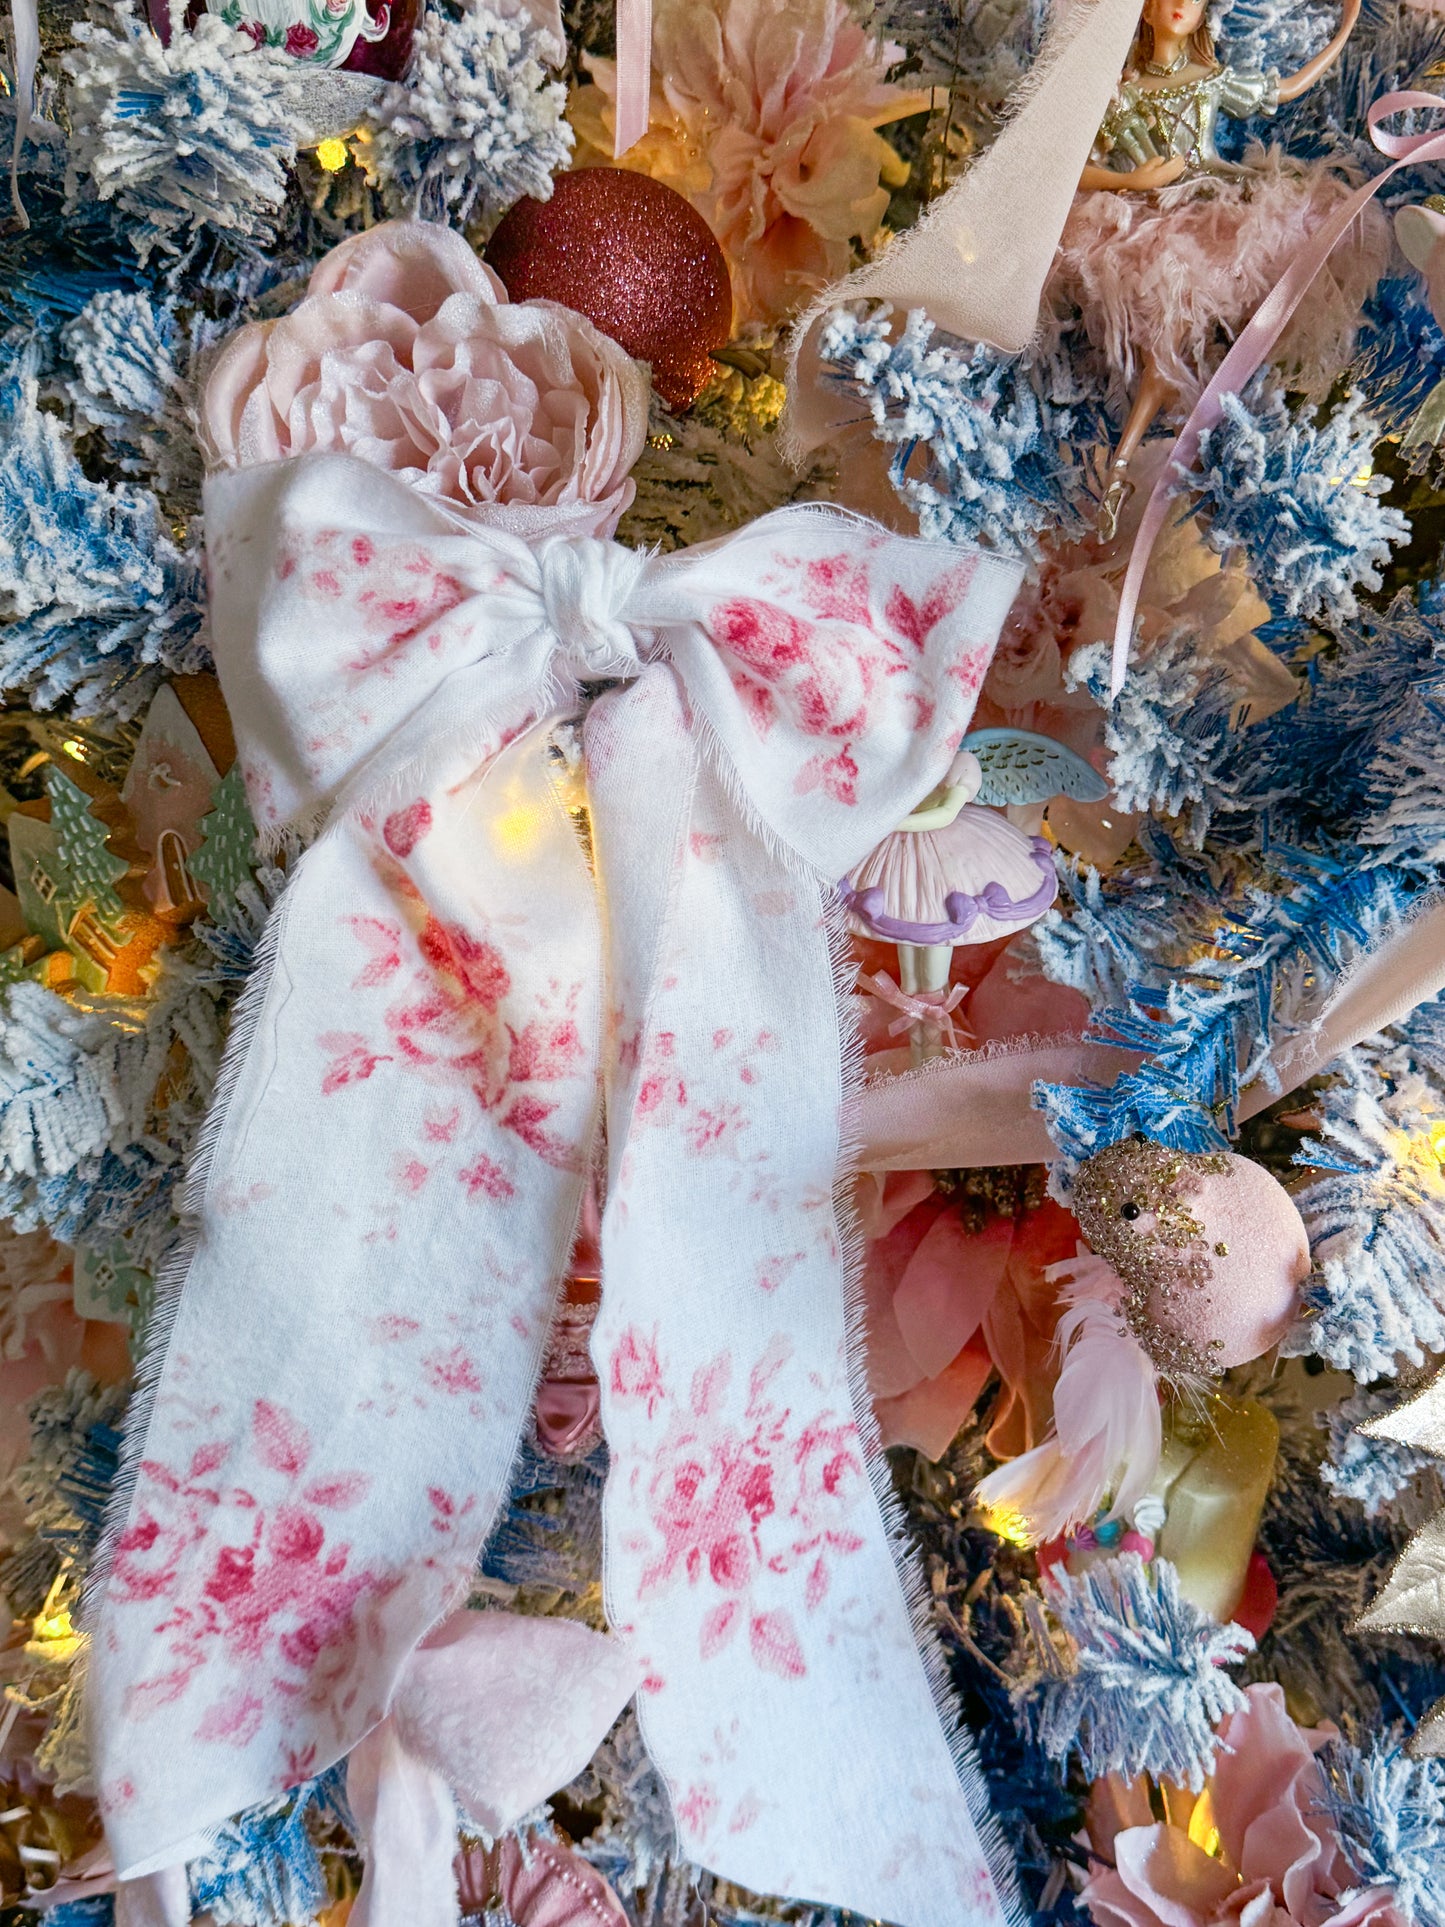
[88,448,1025,1927]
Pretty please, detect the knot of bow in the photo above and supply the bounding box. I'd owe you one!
[90,451,1022,1927]
[535,534,651,680]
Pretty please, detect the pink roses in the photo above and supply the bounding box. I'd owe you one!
[201,220,649,536]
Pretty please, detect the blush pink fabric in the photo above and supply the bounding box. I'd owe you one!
[1083,1685,1407,1927]
[346,1612,640,1926]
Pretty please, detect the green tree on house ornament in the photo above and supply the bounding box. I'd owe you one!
[190,765,258,924]
[45,767,128,924]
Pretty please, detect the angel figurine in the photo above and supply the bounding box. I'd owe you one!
[842,729,1107,1060]
[1049,0,1375,536]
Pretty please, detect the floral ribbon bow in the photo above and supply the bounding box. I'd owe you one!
[88,450,1023,1927]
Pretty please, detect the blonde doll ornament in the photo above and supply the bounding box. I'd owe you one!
[1051,0,1379,535]
[842,730,1107,1058]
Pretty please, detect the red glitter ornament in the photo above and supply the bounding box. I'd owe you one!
[486,168,734,412]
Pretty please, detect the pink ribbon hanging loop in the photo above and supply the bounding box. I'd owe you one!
[863,969,971,1048]
[612,0,654,156]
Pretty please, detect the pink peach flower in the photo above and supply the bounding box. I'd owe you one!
[570,0,929,325]
[201,219,649,538]
[1083,1685,1407,1927]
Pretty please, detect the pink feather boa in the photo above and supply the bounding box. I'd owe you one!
[1046,148,1389,407]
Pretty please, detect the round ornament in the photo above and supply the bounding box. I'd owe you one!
[485,168,734,413]
[1071,1137,1309,1376]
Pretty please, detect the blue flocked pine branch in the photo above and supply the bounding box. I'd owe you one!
[876,0,1051,97]
[0,339,209,721]
[1179,382,1408,623]
[1213,0,1334,74]
[366,0,574,227]
[1322,1388,1439,1518]
[1288,994,1445,1378]
[0,1371,128,1612]
[43,1901,115,1926]
[1351,274,1445,442]
[1066,635,1237,842]
[188,1773,347,1926]
[1018,1554,1253,1790]
[814,303,1104,557]
[1268,0,1445,187]
[62,3,305,262]
[1318,1732,1445,1927]
[1033,846,1413,1160]
[59,288,202,505]
[0,971,222,1261]
[1359,602,1445,871]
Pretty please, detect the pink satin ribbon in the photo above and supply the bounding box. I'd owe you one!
[612,0,653,156]
[863,969,970,1046]
[1112,90,1445,696]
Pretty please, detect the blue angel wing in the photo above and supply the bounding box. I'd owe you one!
[960,728,1110,807]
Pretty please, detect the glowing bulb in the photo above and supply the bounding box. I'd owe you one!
[1351,464,1374,488]
[1430,1121,1445,1164]
[315,137,350,173]
[1187,1789,1222,1858]
[29,1573,81,1657]
[492,802,542,858]
[977,1502,1033,1547]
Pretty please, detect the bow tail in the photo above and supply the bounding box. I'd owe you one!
[90,725,610,1877]
[585,671,1020,1927]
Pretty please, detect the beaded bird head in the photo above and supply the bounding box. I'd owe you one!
[1072,1137,1236,1378]
[1071,1135,1310,1381]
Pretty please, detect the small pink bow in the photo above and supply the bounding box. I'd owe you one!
[863,970,971,1048]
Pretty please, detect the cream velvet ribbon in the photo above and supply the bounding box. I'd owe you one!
[785,0,1144,453]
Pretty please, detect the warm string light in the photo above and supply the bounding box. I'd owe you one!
[1187,1788,1222,1859]
[27,1570,81,1661]
[977,1501,1033,1546]
[491,800,545,858]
